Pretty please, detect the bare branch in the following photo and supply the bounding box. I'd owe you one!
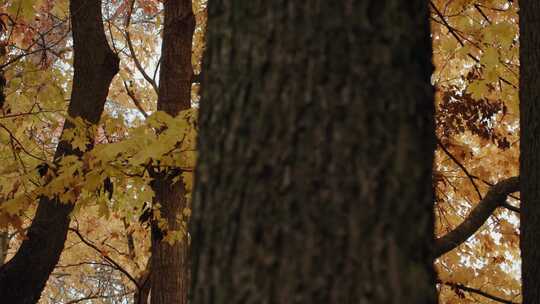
[439,280,519,304]
[124,31,159,94]
[68,227,141,290]
[123,80,149,118]
[438,138,482,201]
[433,176,519,258]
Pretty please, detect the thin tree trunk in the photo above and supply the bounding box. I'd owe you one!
[135,261,152,304]
[0,0,119,302]
[0,230,8,266]
[149,0,195,303]
[520,1,540,302]
[191,1,436,303]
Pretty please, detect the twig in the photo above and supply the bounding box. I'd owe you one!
[439,280,519,304]
[437,139,482,201]
[68,227,141,289]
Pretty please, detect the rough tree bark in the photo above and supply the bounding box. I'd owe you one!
[149,0,195,303]
[191,1,436,303]
[0,0,119,302]
[520,1,540,303]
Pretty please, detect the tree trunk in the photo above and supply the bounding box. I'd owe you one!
[135,261,151,304]
[0,230,8,266]
[0,0,119,302]
[191,1,436,304]
[150,0,195,303]
[520,1,540,303]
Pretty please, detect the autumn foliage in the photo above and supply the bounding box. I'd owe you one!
[0,0,528,303]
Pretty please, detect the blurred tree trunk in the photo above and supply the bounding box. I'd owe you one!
[149,0,195,303]
[191,1,436,303]
[520,1,540,303]
[0,0,119,302]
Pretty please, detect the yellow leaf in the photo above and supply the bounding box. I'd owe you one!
[480,47,499,68]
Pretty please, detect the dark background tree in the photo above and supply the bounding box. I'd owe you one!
[0,0,119,302]
[191,1,437,303]
[520,1,540,303]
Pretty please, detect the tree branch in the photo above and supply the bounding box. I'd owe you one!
[437,139,482,200]
[439,280,519,304]
[124,31,159,94]
[433,176,519,258]
[122,80,149,118]
[502,201,520,213]
[68,227,140,290]
[429,1,517,88]
[0,0,119,301]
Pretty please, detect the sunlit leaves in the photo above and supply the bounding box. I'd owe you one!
[0,0,206,301]
[6,0,41,21]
